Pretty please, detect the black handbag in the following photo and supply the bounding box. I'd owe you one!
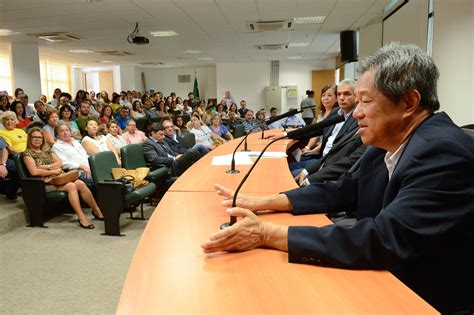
[110,175,135,193]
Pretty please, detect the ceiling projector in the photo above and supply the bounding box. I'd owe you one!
[127,22,149,45]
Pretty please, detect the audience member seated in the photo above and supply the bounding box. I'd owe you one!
[0,111,28,153]
[156,101,168,118]
[267,107,281,130]
[242,110,261,133]
[42,109,59,146]
[238,100,248,117]
[209,114,233,141]
[32,100,48,125]
[81,120,120,164]
[215,103,228,121]
[143,99,158,119]
[11,100,31,129]
[280,108,306,129]
[99,104,114,126]
[23,127,104,229]
[52,124,93,185]
[115,106,133,131]
[1,93,11,114]
[0,136,20,200]
[131,100,146,120]
[223,90,235,108]
[167,101,181,116]
[122,119,147,144]
[228,103,242,120]
[226,111,240,135]
[109,94,121,112]
[143,123,202,176]
[105,121,127,156]
[181,99,192,116]
[173,115,188,134]
[187,92,200,108]
[189,116,216,150]
[162,118,210,156]
[48,88,61,108]
[76,100,97,135]
[256,109,267,127]
[59,104,82,141]
[303,85,339,156]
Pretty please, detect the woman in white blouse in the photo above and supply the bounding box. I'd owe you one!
[189,116,216,150]
[105,121,127,157]
[81,119,120,164]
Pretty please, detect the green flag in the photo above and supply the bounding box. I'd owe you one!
[193,76,200,98]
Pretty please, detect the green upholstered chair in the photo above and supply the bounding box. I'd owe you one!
[182,132,196,149]
[233,123,246,138]
[14,154,73,228]
[89,151,156,236]
[120,144,169,185]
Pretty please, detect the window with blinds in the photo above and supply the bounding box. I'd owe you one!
[40,61,71,100]
[0,55,13,95]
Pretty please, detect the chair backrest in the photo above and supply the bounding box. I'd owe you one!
[13,153,30,179]
[89,151,120,184]
[149,117,162,124]
[135,117,149,133]
[121,144,147,169]
[182,114,191,125]
[182,132,196,149]
[233,123,246,138]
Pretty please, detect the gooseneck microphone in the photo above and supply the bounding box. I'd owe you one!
[226,131,251,174]
[220,135,286,229]
[286,114,345,140]
[265,108,299,125]
[220,114,345,228]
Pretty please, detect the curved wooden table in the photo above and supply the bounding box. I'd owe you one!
[116,132,437,314]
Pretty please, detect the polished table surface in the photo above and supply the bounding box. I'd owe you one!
[116,132,438,314]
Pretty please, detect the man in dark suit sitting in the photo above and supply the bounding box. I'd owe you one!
[161,117,209,156]
[202,43,474,314]
[143,123,201,176]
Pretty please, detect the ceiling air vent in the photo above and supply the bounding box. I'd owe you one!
[257,43,289,50]
[99,51,133,56]
[138,61,164,66]
[247,20,293,32]
[32,32,81,43]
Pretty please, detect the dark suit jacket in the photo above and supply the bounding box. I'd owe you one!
[284,112,474,313]
[142,138,174,169]
[319,108,358,153]
[306,129,367,183]
[164,135,187,155]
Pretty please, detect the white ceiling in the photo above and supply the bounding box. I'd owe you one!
[0,0,387,68]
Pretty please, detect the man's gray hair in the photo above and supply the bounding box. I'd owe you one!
[338,79,357,92]
[357,42,440,112]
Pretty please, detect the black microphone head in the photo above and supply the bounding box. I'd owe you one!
[286,114,345,140]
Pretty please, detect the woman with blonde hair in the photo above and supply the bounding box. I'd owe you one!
[23,127,104,228]
[0,111,27,153]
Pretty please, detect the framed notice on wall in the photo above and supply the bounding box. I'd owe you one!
[287,86,297,98]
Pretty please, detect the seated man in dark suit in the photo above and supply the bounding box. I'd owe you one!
[202,43,474,314]
[143,123,201,176]
[161,117,210,156]
[295,129,367,186]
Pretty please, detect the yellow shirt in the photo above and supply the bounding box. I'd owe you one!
[110,103,121,112]
[0,128,28,152]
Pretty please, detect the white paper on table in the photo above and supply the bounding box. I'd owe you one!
[247,151,288,158]
[211,152,254,166]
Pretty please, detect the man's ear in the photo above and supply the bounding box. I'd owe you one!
[403,90,422,116]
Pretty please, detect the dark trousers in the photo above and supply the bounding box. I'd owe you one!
[0,158,20,198]
[172,150,202,176]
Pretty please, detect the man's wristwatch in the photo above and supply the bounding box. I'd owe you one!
[0,162,6,166]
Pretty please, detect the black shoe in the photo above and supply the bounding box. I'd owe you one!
[78,220,95,229]
[92,212,104,221]
[6,194,17,200]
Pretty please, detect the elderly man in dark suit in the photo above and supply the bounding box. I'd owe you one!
[202,43,474,314]
[143,123,201,176]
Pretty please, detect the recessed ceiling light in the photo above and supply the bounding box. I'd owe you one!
[150,31,179,37]
[185,50,204,54]
[69,49,94,53]
[99,60,112,63]
[288,43,310,47]
[197,57,214,61]
[294,16,326,24]
[287,56,302,59]
[0,29,21,36]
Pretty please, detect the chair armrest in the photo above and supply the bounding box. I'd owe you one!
[96,181,125,236]
[19,177,47,227]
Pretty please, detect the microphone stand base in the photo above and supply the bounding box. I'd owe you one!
[220,222,232,230]
[241,149,250,152]
[226,169,240,174]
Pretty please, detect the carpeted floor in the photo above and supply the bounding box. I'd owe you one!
[0,204,155,314]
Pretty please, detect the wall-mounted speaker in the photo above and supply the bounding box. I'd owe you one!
[340,31,358,63]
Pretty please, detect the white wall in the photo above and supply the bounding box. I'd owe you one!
[432,0,474,126]
[359,22,382,60]
[279,59,330,113]
[10,42,42,99]
[216,62,270,112]
[119,65,137,91]
[136,66,216,100]
[72,66,121,95]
